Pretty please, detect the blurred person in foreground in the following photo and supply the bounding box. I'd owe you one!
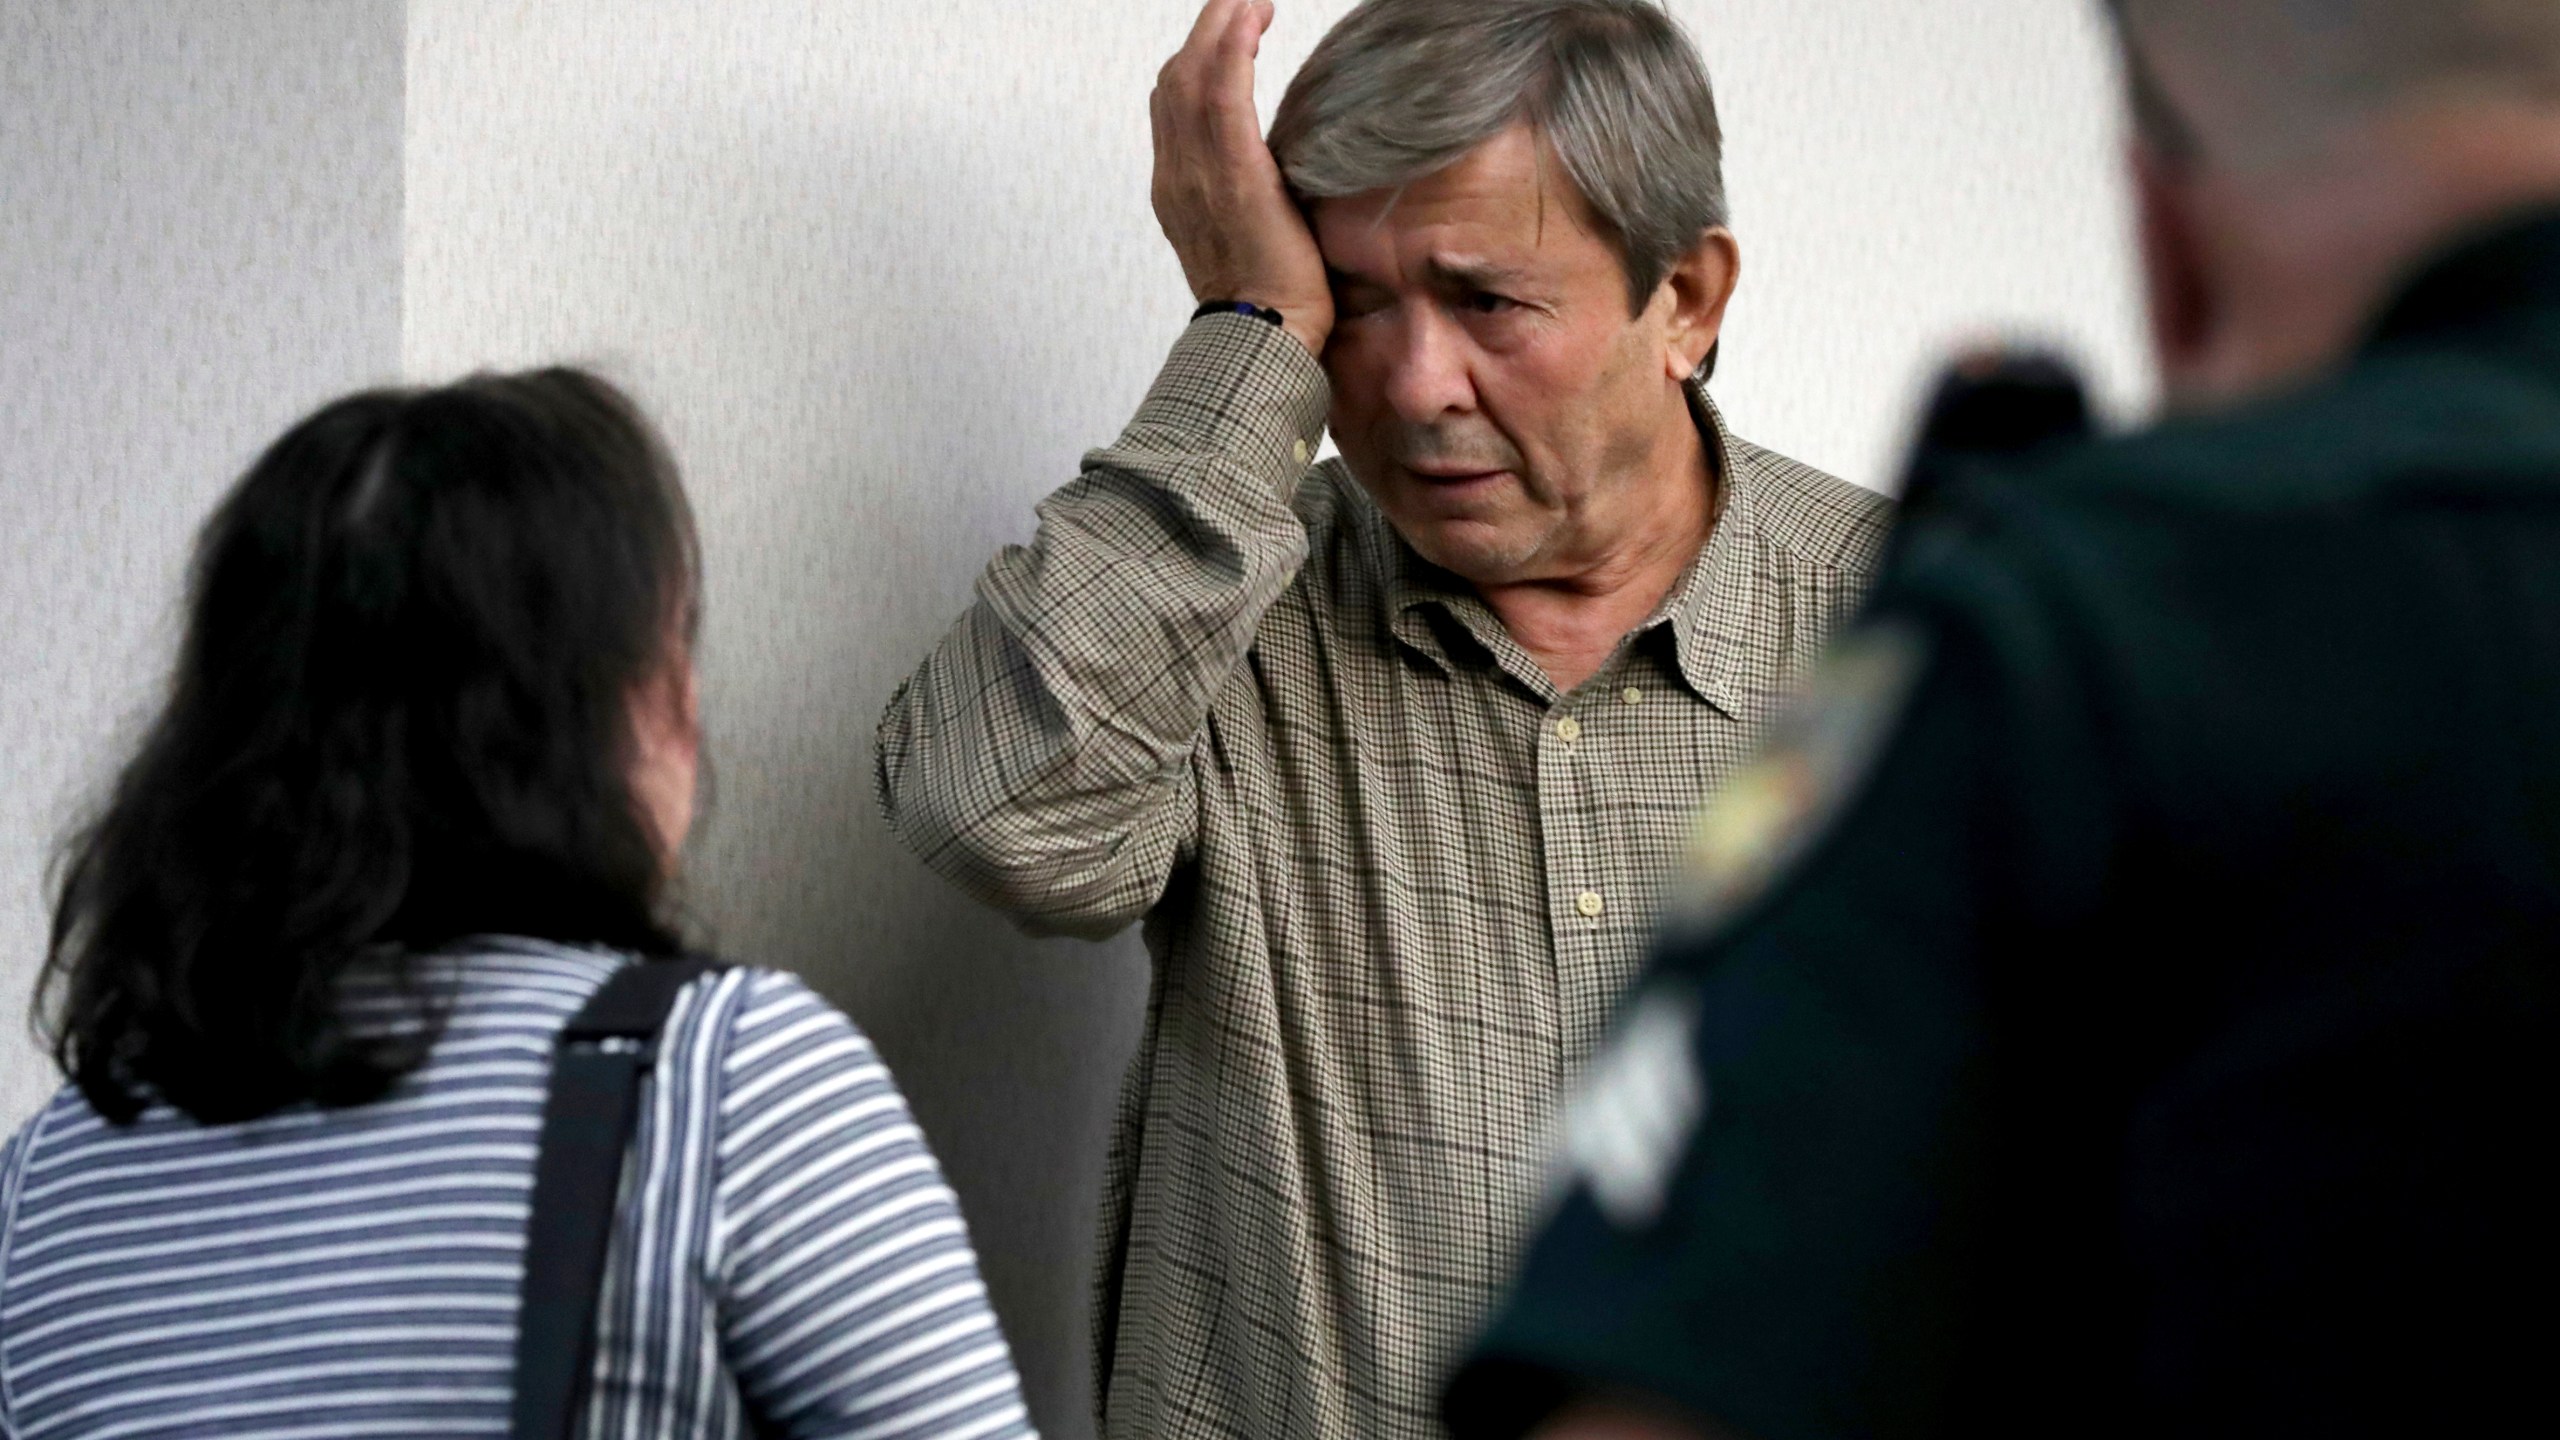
[0,371,1034,1439]
[1445,1,2560,1436]
[873,1,1889,1434]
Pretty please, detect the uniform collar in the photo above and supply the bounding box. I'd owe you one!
[2366,203,2560,351]
[1364,378,1758,715]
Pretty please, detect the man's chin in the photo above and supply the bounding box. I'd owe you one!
[1345,469,1549,583]
[1394,517,1544,587]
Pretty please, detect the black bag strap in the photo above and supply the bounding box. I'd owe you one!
[511,956,723,1440]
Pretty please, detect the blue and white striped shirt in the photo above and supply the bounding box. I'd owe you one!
[0,938,1036,1439]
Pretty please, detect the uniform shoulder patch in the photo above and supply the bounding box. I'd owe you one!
[1553,981,1705,1232]
[1664,621,1932,940]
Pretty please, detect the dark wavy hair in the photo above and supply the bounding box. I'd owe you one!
[39,368,700,1125]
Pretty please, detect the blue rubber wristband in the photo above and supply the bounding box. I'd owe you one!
[1192,300,1286,328]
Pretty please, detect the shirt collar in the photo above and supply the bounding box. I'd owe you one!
[1660,387,1763,716]
[2366,203,2560,352]
[1365,377,1760,715]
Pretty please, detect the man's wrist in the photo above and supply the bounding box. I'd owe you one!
[1189,293,1330,356]
[1194,299,1286,328]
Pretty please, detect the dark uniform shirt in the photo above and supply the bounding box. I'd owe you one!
[1444,210,2560,1440]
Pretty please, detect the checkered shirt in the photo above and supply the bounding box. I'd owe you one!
[874,314,1892,1440]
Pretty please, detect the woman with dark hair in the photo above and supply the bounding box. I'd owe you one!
[0,371,1035,1439]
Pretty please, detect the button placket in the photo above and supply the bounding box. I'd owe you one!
[1537,700,1583,958]
[1541,697,1609,937]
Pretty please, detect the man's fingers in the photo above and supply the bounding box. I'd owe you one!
[1211,0,1270,92]
[1159,0,1268,182]
[1203,92,1266,167]
[1160,0,1240,114]
[1178,0,1242,72]
[1219,0,1271,62]
[1202,0,1271,155]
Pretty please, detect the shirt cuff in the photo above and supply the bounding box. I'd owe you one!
[1111,311,1331,489]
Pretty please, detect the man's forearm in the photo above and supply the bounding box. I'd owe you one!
[873,315,1328,935]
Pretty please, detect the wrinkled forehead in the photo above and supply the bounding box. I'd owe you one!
[1307,125,1612,283]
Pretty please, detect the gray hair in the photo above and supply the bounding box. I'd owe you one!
[2112,0,2560,166]
[1268,0,1727,313]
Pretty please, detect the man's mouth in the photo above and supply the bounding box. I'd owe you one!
[1402,464,1509,486]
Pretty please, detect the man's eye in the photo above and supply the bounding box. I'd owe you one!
[1462,291,1520,315]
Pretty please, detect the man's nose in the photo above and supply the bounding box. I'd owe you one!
[1381,308,1478,424]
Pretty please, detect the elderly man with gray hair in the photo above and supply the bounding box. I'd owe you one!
[876,2,1887,1436]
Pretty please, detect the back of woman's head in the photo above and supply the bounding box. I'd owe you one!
[42,367,700,1125]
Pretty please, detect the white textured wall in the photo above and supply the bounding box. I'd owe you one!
[1697,0,2152,475]
[402,4,2143,1436]
[2,1,2145,1433]
[0,0,407,1123]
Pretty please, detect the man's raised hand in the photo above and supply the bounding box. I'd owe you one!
[1150,0,1334,356]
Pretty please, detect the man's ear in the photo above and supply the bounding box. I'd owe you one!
[2134,142,2216,387]
[1659,227,1742,382]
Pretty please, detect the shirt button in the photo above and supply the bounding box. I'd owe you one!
[1621,687,1643,706]
[1576,890,1606,918]
[1292,439,1312,466]
[1555,716,1583,743]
